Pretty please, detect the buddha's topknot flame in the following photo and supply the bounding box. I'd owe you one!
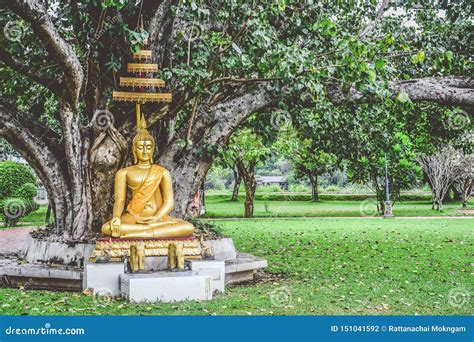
[132,114,155,147]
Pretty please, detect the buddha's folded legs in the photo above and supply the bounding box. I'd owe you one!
[117,219,195,238]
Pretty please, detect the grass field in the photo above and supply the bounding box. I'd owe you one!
[1,195,470,230]
[204,197,470,218]
[0,218,471,315]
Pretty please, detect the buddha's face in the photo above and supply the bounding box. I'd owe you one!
[134,140,154,163]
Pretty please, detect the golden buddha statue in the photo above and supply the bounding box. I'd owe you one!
[101,116,195,239]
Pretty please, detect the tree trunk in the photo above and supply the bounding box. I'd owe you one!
[244,185,255,218]
[308,173,319,202]
[186,181,206,217]
[235,158,256,218]
[45,204,52,226]
[231,165,242,201]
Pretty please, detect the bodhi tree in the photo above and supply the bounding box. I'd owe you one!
[0,0,472,245]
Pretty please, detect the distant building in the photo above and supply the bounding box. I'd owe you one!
[256,176,288,190]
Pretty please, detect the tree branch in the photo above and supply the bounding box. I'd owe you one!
[207,76,283,86]
[4,0,83,107]
[0,98,68,205]
[328,76,474,107]
[0,46,62,96]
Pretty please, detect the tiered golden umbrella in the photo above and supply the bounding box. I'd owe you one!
[112,49,172,127]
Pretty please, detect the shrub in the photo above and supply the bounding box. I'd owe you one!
[258,184,284,193]
[0,161,37,198]
[0,161,39,227]
[289,184,310,192]
[0,197,39,227]
[13,183,38,200]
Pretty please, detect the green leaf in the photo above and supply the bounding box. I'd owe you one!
[366,69,376,83]
[396,91,410,103]
[375,59,385,71]
[411,51,425,64]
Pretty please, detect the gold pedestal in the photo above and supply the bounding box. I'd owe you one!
[89,237,202,262]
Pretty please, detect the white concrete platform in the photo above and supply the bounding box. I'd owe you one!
[120,271,212,303]
[190,260,225,293]
[83,262,124,296]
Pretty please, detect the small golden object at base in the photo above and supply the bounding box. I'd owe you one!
[167,243,186,271]
[129,243,146,273]
[176,243,185,270]
[167,243,177,269]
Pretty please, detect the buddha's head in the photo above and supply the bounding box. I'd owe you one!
[132,115,155,164]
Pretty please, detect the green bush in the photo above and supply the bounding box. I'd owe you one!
[13,183,38,199]
[258,184,283,193]
[0,161,39,227]
[289,184,310,192]
[0,161,37,198]
[0,198,39,227]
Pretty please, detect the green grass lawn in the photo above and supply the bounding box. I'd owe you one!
[2,197,470,230]
[0,218,472,315]
[204,197,471,218]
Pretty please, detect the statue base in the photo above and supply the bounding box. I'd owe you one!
[89,236,202,262]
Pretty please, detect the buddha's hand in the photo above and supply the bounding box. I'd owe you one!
[136,216,162,225]
[111,217,121,237]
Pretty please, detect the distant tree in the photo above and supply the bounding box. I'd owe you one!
[454,153,473,208]
[276,127,336,201]
[230,164,242,202]
[348,130,421,214]
[226,129,269,217]
[417,147,464,211]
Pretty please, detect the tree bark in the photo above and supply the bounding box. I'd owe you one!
[308,173,319,202]
[235,158,256,218]
[328,76,474,107]
[231,165,242,201]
